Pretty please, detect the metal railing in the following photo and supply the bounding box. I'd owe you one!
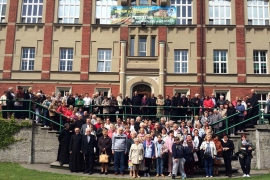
[0,99,269,134]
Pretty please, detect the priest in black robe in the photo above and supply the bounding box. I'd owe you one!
[57,123,71,166]
[69,127,83,172]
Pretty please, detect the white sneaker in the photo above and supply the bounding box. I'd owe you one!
[206,176,209,177]
[210,176,213,178]
[144,173,147,177]
[168,173,172,177]
[147,173,150,177]
[246,174,250,177]
[243,174,247,177]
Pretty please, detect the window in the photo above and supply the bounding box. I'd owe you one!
[254,51,267,74]
[96,0,117,24]
[140,0,148,5]
[174,89,191,97]
[209,0,231,25]
[95,88,111,97]
[21,0,43,23]
[58,0,80,23]
[151,36,155,56]
[59,48,73,71]
[21,48,35,71]
[214,90,230,101]
[256,92,270,109]
[171,0,192,25]
[97,49,111,72]
[56,87,72,97]
[174,50,188,73]
[139,37,147,56]
[130,37,135,56]
[248,0,269,25]
[213,50,227,73]
[0,0,6,22]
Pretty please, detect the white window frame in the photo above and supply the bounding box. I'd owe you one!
[59,48,73,71]
[0,0,7,22]
[170,0,192,25]
[58,0,80,23]
[174,89,191,96]
[56,87,72,97]
[254,51,267,74]
[256,91,270,110]
[174,50,188,73]
[213,50,228,74]
[214,90,230,101]
[247,0,269,25]
[21,48,35,71]
[21,0,43,23]
[97,49,112,72]
[96,0,117,24]
[209,0,231,25]
[95,88,111,97]
[139,37,147,56]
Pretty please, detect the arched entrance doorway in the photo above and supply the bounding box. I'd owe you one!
[132,84,151,99]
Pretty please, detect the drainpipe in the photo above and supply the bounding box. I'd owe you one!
[200,0,204,95]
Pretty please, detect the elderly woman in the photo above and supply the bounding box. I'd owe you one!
[201,111,213,125]
[102,96,110,115]
[127,131,137,176]
[98,129,112,175]
[129,138,144,178]
[42,96,51,127]
[137,127,146,143]
[143,134,155,177]
[108,124,117,138]
[48,100,58,130]
[200,134,217,178]
[237,134,255,178]
[156,94,165,120]
[213,134,223,177]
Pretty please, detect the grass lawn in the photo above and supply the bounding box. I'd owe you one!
[0,162,269,180]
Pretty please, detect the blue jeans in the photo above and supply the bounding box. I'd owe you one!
[156,157,164,175]
[114,151,125,173]
[43,109,49,126]
[204,157,213,176]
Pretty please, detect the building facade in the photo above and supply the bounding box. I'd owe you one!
[0,0,270,103]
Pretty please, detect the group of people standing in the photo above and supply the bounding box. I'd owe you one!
[57,114,255,179]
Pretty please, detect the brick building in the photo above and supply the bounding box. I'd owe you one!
[0,0,269,103]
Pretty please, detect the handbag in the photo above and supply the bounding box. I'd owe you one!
[99,152,109,163]
[231,151,238,160]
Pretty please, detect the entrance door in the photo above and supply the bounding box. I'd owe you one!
[132,84,151,98]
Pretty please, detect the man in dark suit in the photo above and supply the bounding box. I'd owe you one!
[249,89,259,126]
[131,91,141,117]
[171,93,179,121]
[178,94,188,121]
[81,128,97,175]
[148,93,157,121]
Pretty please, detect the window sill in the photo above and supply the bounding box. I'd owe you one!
[206,73,237,76]
[12,70,41,73]
[205,25,236,28]
[0,22,8,26]
[127,56,158,60]
[53,23,83,27]
[247,74,270,77]
[167,73,197,76]
[91,24,120,28]
[51,71,80,74]
[245,25,270,29]
[16,23,45,26]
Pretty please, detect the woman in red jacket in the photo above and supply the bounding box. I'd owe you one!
[203,96,214,110]
[57,101,68,114]
[64,105,73,122]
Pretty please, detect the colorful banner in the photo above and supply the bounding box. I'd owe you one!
[110,6,177,25]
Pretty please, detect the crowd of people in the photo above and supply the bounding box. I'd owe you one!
[58,116,255,179]
[0,87,268,179]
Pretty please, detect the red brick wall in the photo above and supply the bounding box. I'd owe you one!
[2,0,19,79]
[235,0,246,83]
[41,0,55,80]
[80,0,92,80]
[0,83,120,96]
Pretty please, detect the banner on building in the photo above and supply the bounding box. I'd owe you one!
[110,6,177,25]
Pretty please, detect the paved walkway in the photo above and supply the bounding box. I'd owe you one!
[20,164,269,179]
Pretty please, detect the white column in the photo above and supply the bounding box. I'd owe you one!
[159,41,165,96]
[120,41,127,95]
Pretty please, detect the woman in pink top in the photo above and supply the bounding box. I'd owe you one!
[108,124,117,138]
[203,96,214,109]
[165,130,175,177]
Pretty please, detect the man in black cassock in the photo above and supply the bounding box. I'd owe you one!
[171,93,180,121]
[69,127,83,172]
[131,91,141,117]
[148,93,157,121]
[57,123,71,166]
[81,128,97,175]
